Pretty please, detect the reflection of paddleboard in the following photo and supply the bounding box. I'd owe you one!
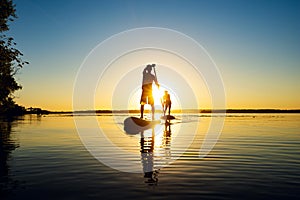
[160,115,176,120]
[124,117,160,134]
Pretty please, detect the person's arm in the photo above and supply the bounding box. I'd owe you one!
[143,67,147,74]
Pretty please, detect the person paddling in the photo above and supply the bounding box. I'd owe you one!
[162,90,172,116]
[140,64,159,120]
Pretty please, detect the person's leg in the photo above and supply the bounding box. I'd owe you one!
[140,105,144,118]
[168,103,171,115]
[151,104,155,120]
[140,91,146,119]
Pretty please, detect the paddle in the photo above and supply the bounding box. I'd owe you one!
[152,64,158,84]
[152,64,165,115]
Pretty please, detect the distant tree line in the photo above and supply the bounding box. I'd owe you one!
[0,0,28,116]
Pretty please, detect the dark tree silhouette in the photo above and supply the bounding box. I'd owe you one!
[0,0,28,115]
[0,120,20,197]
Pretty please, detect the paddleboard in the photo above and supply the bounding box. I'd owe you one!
[160,115,176,120]
[124,117,160,134]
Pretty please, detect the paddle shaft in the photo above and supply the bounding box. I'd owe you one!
[153,65,165,114]
[153,66,158,82]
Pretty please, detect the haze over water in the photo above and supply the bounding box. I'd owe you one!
[1,113,299,199]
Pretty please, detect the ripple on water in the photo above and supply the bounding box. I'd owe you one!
[1,114,300,199]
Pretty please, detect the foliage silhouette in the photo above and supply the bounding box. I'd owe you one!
[0,0,28,115]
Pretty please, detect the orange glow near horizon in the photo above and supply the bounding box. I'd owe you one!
[15,48,300,111]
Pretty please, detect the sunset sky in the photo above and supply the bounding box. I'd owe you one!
[10,0,300,111]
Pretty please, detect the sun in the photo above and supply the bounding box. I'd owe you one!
[152,83,164,106]
[127,83,181,111]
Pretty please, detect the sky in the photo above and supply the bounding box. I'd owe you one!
[8,0,300,111]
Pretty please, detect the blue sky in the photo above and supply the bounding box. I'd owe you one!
[9,0,300,110]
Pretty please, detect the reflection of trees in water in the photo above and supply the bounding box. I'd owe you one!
[140,122,172,186]
[0,118,20,197]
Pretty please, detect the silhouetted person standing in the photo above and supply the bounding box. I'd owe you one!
[162,90,172,116]
[140,64,159,120]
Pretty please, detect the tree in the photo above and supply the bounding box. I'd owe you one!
[0,0,28,115]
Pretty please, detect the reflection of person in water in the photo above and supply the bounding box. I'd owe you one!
[140,64,159,120]
[164,121,171,138]
[140,128,158,185]
[139,124,173,185]
[162,90,171,116]
[162,122,172,162]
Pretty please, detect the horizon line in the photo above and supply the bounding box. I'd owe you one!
[27,108,300,114]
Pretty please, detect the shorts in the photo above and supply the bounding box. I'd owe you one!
[140,84,154,105]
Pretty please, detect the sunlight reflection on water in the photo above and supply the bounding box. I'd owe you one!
[1,114,300,199]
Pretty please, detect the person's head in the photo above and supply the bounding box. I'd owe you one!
[145,64,152,72]
[164,90,168,94]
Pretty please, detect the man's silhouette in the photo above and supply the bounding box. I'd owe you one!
[140,64,159,120]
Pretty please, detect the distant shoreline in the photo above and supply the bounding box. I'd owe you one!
[30,109,300,115]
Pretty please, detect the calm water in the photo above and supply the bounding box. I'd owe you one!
[1,113,300,200]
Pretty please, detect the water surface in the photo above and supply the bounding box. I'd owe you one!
[1,113,300,199]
